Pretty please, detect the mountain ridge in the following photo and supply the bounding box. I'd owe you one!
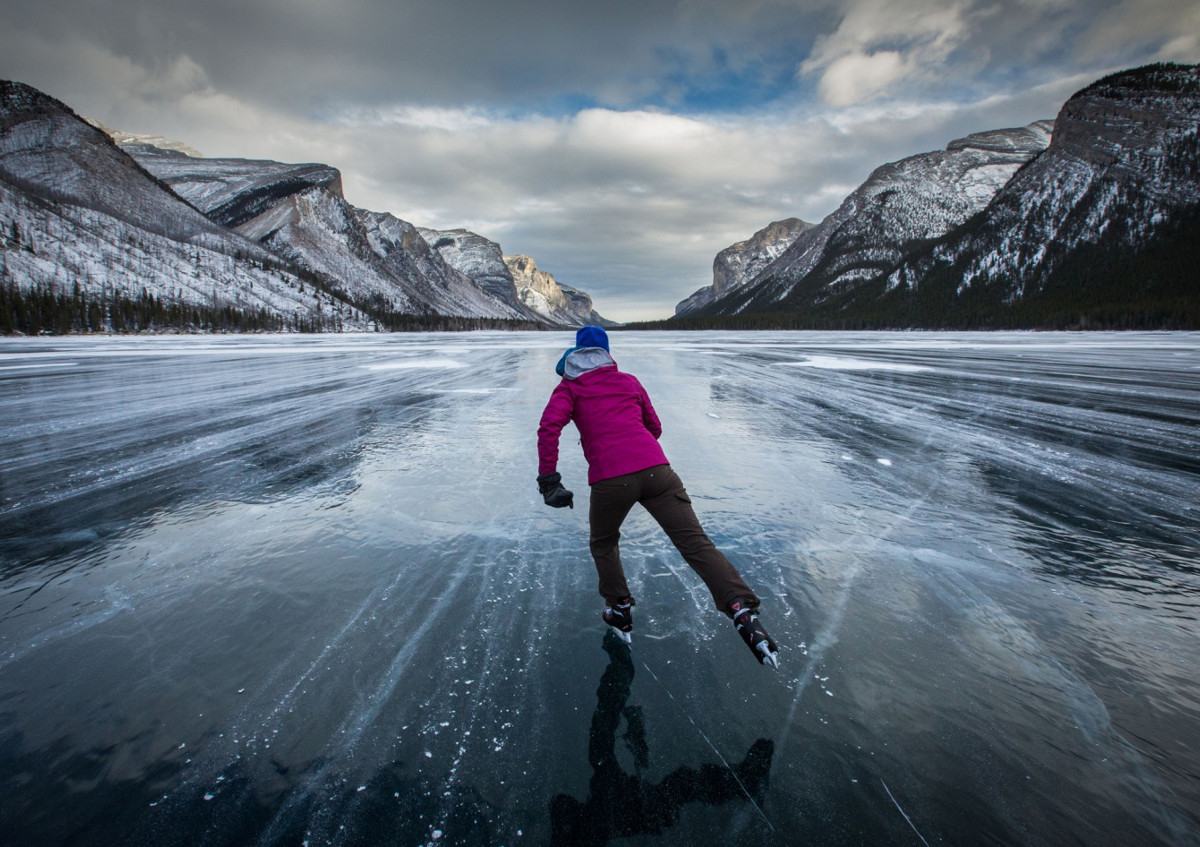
[669,63,1199,330]
[1,79,608,333]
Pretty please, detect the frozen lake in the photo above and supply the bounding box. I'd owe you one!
[1,331,1198,846]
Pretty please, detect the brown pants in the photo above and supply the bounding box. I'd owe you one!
[588,464,759,612]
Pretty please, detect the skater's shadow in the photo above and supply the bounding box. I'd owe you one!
[549,630,774,844]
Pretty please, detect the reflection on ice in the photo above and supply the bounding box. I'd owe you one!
[551,631,775,841]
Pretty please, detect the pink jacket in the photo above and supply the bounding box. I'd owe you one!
[538,349,669,485]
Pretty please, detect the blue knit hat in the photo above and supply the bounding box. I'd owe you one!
[575,325,609,351]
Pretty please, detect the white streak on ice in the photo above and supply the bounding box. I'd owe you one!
[0,362,78,372]
[784,356,932,372]
[362,359,466,371]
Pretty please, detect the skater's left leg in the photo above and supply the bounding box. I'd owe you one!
[637,466,759,612]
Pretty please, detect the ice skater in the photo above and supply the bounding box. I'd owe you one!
[536,326,779,667]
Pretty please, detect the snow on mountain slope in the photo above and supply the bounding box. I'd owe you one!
[1,178,368,328]
[701,121,1053,316]
[1,80,367,328]
[1,82,236,249]
[885,63,1200,303]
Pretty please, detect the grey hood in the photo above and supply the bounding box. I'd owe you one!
[562,347,616,380]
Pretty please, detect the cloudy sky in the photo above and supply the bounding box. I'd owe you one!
[2,0,1197,320]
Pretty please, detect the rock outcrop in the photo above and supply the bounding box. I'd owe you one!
[676,218,812,316]
[505,254,614,327]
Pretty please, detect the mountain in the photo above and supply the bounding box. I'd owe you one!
[416,228,531,314]
[121,142,343,230]
[1,80,367,332]
[121,146,538,323]
[675,217,812,317]
[877,63,1200,328]
[1,78,608,334]
[679,63,1199,329]
[686,120,1054,318]
[417,229,614,326]
[504,254,616,327]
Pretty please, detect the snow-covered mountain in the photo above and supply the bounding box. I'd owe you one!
[121,146,540,322]
[1,80,368,330]
[689,120,1054,317]
[682,63,1199,329]
[878,63,1200,326]
[504,254,615,327]
[675,217,812,317]
[2,78,609,332]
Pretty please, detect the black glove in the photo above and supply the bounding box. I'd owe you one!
[537,472,574,509]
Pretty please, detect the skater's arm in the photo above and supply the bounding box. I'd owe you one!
[537,384,575,475]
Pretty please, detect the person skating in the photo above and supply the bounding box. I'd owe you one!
[536,326,779,668]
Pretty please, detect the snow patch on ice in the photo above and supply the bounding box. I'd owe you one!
[785,356,931,372]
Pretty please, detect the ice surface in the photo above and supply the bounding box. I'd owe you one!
[1,331,1199,846]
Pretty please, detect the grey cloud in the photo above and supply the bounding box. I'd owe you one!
[2,0,827,112]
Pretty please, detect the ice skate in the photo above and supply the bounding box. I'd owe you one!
[728,598,778,668]
[602,597,634,644]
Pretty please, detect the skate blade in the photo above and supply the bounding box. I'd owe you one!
[758,644,779,669]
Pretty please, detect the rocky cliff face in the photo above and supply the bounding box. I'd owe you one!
[696,120,1053,317]
[675,217,812,316]
[125,143,344,229]
[504,254,614,327]
[416,228,526,309]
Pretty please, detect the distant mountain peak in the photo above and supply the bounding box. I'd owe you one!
[504,254,616,327]
[92,122,206,158]
[676,217,813,317]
